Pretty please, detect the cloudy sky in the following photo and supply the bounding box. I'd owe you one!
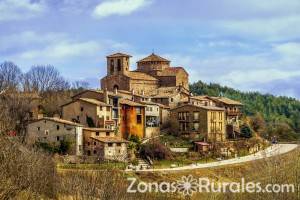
[0,0,300,98]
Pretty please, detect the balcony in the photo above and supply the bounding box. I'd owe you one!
[226,110,241,116]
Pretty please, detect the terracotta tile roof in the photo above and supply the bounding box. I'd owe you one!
[137,53,170,63]
[119,98,146,107]
[171,104,225,111]
[79,98,112,106]
[71,89,122,99]
[106,52,132,58]
[90,136,129,143]
[118,90,150,98]
[83,127,114,132]
[209,97,243,106]
[191,95,210,101]
[140,101,170,109]
[31,117,83,126]
[126,71,157,81]
[159,67,188,76]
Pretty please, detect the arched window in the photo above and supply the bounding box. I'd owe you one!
[113,85,119,91]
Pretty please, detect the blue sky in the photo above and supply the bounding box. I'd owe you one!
[0,0,300,98]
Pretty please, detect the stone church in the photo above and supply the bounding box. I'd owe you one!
[100,53,189,95]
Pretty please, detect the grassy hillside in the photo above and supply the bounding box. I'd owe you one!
[190,81,300,139]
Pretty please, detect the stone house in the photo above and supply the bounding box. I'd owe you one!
[27,117,83,155]
[119,99,146,139]
[61,98,115,130]
[170,104,226,142]
[207,97,243,138]
[70,89,122,127]
[83,127,128,162]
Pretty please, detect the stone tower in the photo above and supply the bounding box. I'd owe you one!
[106,53,131,76]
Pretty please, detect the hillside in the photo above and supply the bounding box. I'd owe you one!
[190,81,300,138]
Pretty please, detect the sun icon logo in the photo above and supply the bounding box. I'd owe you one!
[176,175,198,196]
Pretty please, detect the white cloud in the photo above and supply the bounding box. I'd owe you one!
[20,40,102,60]
[0,0,46,21]
[0,31,66,51]
[92,0,152,19]
[217,15,300,41]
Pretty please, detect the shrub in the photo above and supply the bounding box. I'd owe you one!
[140,140,173,160]
[240,124,253,138]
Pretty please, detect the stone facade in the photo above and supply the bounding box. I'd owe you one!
[27,117,83,155]
[61,98,115,130]
[101,53,189,96]
[83,127,128,161]
[170,104,226,142]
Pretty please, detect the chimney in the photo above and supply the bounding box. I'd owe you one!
[104,88,109,104]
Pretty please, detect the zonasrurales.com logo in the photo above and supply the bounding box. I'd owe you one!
[176,175,198,196]
[127,175,295,196]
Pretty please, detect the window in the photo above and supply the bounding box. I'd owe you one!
[45,130,49,135]
[93,150,97,155]
[136,107,141,114]
[170,98,174,102]
[81,107,84,112]
[219,112,223,120]
[193,123,199,131]
[87,150,91,156]
[117,59,121,71]
[108,143,113,147]
[110,60,114,73]
[137,115,142,124]
[106,132,110,136]
[37,127,40,131]
[106,107,110,111]
[96,132,99,136]
[117,143,121,147]
[57,136,60,141]
[87,142,90,146]
[193,112,199,120]
[100,106,103,111]
[77,116,80,121]
[94,142,96,145]
[57,125,60,130]
[219,122,223,131]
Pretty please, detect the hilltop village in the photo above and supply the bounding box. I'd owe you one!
[26,52,259,164]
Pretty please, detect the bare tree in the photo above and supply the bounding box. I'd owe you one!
[0,61,22,92]
[23,65,70,94]
[72,80,90,90]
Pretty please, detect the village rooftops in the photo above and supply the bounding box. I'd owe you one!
[71,89,123,99]
[137,53,170,63]
[209,97,243,106]
[83,127,115,132]
[30,117,83,127]
[106,52,132,58]
[171,104,225,111]
[90,136,129,143]
[139,101,170,109]
[79,98,112,107]
[119,99,146,107]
